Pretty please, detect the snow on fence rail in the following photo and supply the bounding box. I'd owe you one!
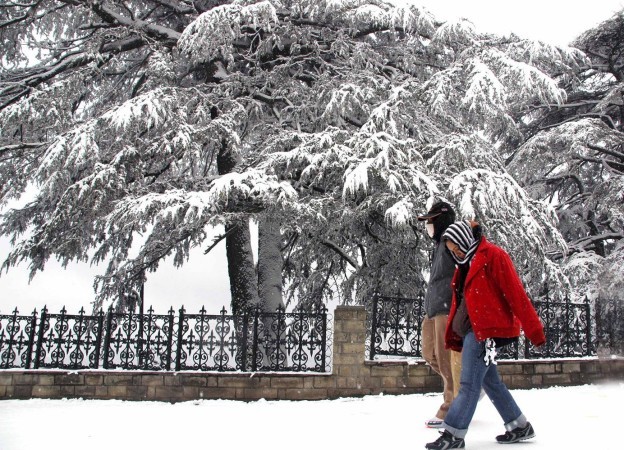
[368,294,596,360]
[0,305,331,372]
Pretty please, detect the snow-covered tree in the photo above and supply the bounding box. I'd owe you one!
[505,10,624,353]
[0,0,582,313]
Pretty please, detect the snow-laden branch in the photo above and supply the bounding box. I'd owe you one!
[321,239,359,269]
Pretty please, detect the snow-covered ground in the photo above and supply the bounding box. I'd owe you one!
[0,382,621,450]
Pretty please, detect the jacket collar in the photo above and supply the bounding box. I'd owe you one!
[465,236,490,285]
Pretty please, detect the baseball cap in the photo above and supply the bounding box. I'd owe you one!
[417,201,455,221]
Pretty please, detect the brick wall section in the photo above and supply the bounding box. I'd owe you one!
[1,306,622,402]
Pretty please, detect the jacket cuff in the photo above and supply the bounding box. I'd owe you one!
[527,328,546,347]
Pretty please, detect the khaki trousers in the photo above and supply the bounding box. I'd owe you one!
[422,315,460,419]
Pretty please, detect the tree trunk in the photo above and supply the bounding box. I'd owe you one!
[225,220,260,315]
[216,112,260,314]
[257,214,284,313]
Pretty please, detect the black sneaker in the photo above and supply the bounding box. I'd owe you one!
[425,430,466,449]
[496,422,535,444]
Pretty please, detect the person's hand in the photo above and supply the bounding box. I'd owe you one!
[530,330,546,347]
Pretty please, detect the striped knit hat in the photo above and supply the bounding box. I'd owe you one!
[442,220,480,265]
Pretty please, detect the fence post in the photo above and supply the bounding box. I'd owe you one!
[138,308,145,369]
[545,295,551,358]
[93,310,104,369]
[175,306,185,371]
[165,307,175,371]
[33,307,48,369]
[240,309,248,372]
[320,306,327,372]
[3,309,18,369]
[369,295,378,360]
[25,309,38,369]
[251,307,259,371]
[102,308,113,369]
[585,297,593,356]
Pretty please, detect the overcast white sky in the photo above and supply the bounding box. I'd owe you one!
[1,0,623,315]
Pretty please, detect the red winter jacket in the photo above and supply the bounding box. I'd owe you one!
[445,236,546,352]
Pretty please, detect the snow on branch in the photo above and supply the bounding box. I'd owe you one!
[447,168,567,290]
[101,88,178,131]
[431,18,476,47]
[178,2,278,66]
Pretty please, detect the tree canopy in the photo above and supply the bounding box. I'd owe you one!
[1,1,619,314]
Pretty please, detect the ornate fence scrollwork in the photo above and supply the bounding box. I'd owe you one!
[0,308,38,369]
[369,294,426,359]
[0,305,331,372]
[369,294,597,360]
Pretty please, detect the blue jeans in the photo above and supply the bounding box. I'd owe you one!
[443,332,526,439]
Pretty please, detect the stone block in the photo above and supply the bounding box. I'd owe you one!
[13,384,31,398]
[60,385,76,396]
[327,387,368,399]
[182,386,199,400]
[155,386,185,401]
[407,364,431,377]
[241,387,279,400]
[337,365,361,377]
[581,361,599,373]
[127,385,149,399]
[561,362,581,374]
[334,306,365,320]
[141,375,164,386]
[85,374,104,385]
[424,376,443,389]
[218,377,253,388]
[37,375,55,386]
[13,374,35,385]
[313,376,336,388]
[94,386,109,398]
[0,374,13,385]
[332,354,362,366]
[380,377,398,388]
[55,374,84,385]
[341,343,366,355]
[32,385,61,398]
[404,376,426,388]
[283,388,328,400]
[497,363,523,375]
[108,386,128,397]
[269,377,304,389]
[371,365,405,378]
[177,375,207,387]
[198,387,237,399]
[104,374,135,386]
[534,364,556,374]
[75,386,97,397]
[542,373,572,385]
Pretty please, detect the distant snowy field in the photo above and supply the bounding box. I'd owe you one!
[0,382,621,450]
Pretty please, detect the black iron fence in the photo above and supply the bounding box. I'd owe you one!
[369,294,595,360]
[0,305,330,372]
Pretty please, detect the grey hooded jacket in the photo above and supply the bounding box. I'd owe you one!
[424,239,456,318]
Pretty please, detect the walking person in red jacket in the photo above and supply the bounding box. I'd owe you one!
[425,220,546,450]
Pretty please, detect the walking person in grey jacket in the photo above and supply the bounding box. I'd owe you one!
[417,201,461,428]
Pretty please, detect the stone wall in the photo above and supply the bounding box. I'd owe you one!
[1,306,622,402]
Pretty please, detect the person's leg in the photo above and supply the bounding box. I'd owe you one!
[432,314,454,419]
[481,362,526,429]
[421,316,438,372]
[441,332,487,439]
[450,350,462,398]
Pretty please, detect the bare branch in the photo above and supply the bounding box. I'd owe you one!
[321,239,360,270]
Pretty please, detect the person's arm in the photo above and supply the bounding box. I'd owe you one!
[489,248,546,347]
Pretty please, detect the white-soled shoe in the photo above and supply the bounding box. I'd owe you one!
[425,417,444,428]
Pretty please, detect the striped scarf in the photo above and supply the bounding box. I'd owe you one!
[442,220,480,265]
